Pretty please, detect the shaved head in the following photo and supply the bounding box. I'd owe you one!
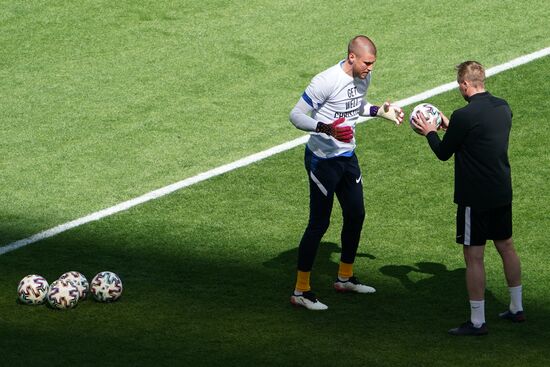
[347,35,377,57]
[343,35,377,79]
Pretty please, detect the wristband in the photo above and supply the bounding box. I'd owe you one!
[369,105,380,117]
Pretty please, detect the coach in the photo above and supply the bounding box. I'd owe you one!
[412,61,525,336]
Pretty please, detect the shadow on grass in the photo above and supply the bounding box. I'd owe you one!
[263,241,376,278]
[2,234,550,367]
[381,261,466,294]
[378,261,522,332]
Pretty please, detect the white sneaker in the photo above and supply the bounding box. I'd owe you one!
[334,276,376,294]
[290,291,328,310]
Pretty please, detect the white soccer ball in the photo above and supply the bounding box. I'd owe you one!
[17,274,49,305]
[409,103,442,134]
[47,279,80,309]
[90,271,123,302]
[59,271,89,300]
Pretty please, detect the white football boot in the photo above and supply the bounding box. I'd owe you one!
[290,291,328,310]
[334,276,376,293]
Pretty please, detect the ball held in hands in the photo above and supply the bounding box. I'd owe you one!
[409,103,442,135]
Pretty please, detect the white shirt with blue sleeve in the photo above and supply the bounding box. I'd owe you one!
[289,61,374,158]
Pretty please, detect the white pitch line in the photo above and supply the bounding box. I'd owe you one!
[1,46,549,256]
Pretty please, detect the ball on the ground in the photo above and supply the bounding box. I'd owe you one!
[47,279,80,309]
[17,274,49,305]
[59,271,89,300]
[90,271,123,302]
[409,103,442,134]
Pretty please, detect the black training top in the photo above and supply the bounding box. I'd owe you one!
[426,91,512,209]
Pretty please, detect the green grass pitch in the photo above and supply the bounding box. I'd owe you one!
[1,1,549,366]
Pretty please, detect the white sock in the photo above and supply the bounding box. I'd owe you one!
[509,285,523,313]
[293,290,303,296]
[338,276,349,282]
[469,300,485,328]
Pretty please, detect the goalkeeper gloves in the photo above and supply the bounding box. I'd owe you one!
[316,117,353,143]
[376,101,404,125]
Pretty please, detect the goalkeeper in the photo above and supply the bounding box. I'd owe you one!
[288,35,404,310]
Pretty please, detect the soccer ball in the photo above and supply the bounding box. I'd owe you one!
[59,271,89,300]
[90,271,123,302]
[409,103,442,134]
[47,279,80,309]
[17,274,49,305]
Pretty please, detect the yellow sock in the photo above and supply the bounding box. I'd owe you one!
[295,271,311,292]
[338,262,353,279]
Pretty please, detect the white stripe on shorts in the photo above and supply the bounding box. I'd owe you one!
[464,206,471,246]
[310,172,328,196]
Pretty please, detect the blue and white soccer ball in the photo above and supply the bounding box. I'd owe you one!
[47,279,80,309]
[17,274,49,305]
[59,271,89,300]
[90,271,123,302]
[410,103,442,134]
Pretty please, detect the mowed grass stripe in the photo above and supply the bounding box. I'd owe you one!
[1,47,548,256]
[1,57,548,367]
[2,1,550,246]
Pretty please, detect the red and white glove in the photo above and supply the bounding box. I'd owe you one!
[316,117,353,143]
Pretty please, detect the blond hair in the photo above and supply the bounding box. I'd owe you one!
[456,61,485,88]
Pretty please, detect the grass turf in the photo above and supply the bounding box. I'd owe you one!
[0,55,549,366]
[1,0,549,244]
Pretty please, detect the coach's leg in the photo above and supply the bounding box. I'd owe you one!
[494,237,521,287]
[495,237,523,315]
[463,245,486,327]
[463,245,486,299]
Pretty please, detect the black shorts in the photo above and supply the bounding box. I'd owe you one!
[456,204,512,246]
